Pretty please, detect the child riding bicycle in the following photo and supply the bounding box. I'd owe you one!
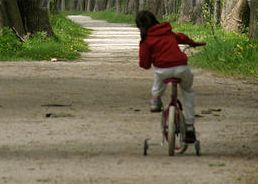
[136,10,206,142]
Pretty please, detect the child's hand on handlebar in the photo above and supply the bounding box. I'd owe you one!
[192,42,207,47]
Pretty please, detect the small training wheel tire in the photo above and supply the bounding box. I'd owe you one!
[195,140,201,156]
[143,139,149,156]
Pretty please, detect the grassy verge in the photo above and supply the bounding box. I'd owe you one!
[0,14,90,61]
[85,10,258,79]
[173,23,258,79]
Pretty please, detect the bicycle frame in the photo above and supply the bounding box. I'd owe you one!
[144,77,200,156]
[162,78,188,155]
[162,78,182,139]
[143,45,204,156]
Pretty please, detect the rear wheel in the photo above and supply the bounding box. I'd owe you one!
[168,106,176,156]
[175,135,188,154]
[175,110,188,154]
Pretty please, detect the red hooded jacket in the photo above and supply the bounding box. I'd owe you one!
[139,22,197,69]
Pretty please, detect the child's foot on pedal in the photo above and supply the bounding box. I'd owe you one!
[150,97,163,112]
[184,124,196,143]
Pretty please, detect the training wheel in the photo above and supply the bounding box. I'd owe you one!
[195,140,201,156]
[143,139,149,156]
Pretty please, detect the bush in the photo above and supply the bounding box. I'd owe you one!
[0,28,22,60]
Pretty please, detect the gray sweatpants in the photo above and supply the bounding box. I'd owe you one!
[152,65,195,125]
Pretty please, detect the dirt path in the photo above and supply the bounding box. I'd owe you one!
[0,15,257,184]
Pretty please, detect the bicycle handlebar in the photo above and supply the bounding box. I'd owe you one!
[181,42,206,53]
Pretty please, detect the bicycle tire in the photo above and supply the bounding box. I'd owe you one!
[168,106,176,156]
[175,110,188,154]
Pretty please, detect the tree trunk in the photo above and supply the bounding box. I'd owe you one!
[69,0,75,10]
[0,0,8,28]
[83,0,88,10]
[0,1,4,29]
[61,0,65,10]
[50,0,61,13]
[3,0,26,36]
[221,0,237,21]
[126,0,139,15]
[143,0,163,16]
[139,0,145,10]
[76,0,84,10]
[87,0,95,11]
[0,13,3,29]
[179,0,194,22]
[134,0,139,14]
[214,0,221,24]
[191,0,205,24]
[106,0,115,9]
[94,0,107,11]
[17,0,54,36]
[115,0,122,13]
[146,0,156,14]
[164,0,177,15]
[221,0,249,32]
[157,0,165,16]
[172,0,180,14]
[248,0,257,39]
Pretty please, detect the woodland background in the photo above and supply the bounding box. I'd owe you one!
[0,0,257,40]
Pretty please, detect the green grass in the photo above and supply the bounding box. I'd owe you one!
[192,39,257,79]
[84,10,258,79]
[170,22,258,79]
[0,14,90,61]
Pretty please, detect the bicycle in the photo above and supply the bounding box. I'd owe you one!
[143,45,203,156]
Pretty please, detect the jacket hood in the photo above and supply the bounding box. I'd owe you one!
[147,22,172,36]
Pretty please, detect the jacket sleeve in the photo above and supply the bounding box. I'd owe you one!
[139,41,152,69]
[173,32,197,46]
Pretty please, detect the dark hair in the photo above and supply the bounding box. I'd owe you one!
[135,10,159,41]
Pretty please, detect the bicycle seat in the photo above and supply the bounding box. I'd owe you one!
[163,77,181,84]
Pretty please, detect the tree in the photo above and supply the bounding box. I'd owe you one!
[94,0,107,11]
[248,0,257,39]
[144,0,164,16]
[179,0,194,22]
[191,0,205,24]
[76,0,85,11]
[0,0,7,28]
[0,0,26,36]
[139,0,147,11]
[164,0,175,15]
[125,0,139,15]
[61,0,65,10]
[214,0,221,24]
[106,0,115,9]
[49,0,63,13]
[115,0,122,13]
[0,0,54,38]
[0,8,3,29]
[87,0,95,11]
[221,0,249,32]
[17,0,54,36]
